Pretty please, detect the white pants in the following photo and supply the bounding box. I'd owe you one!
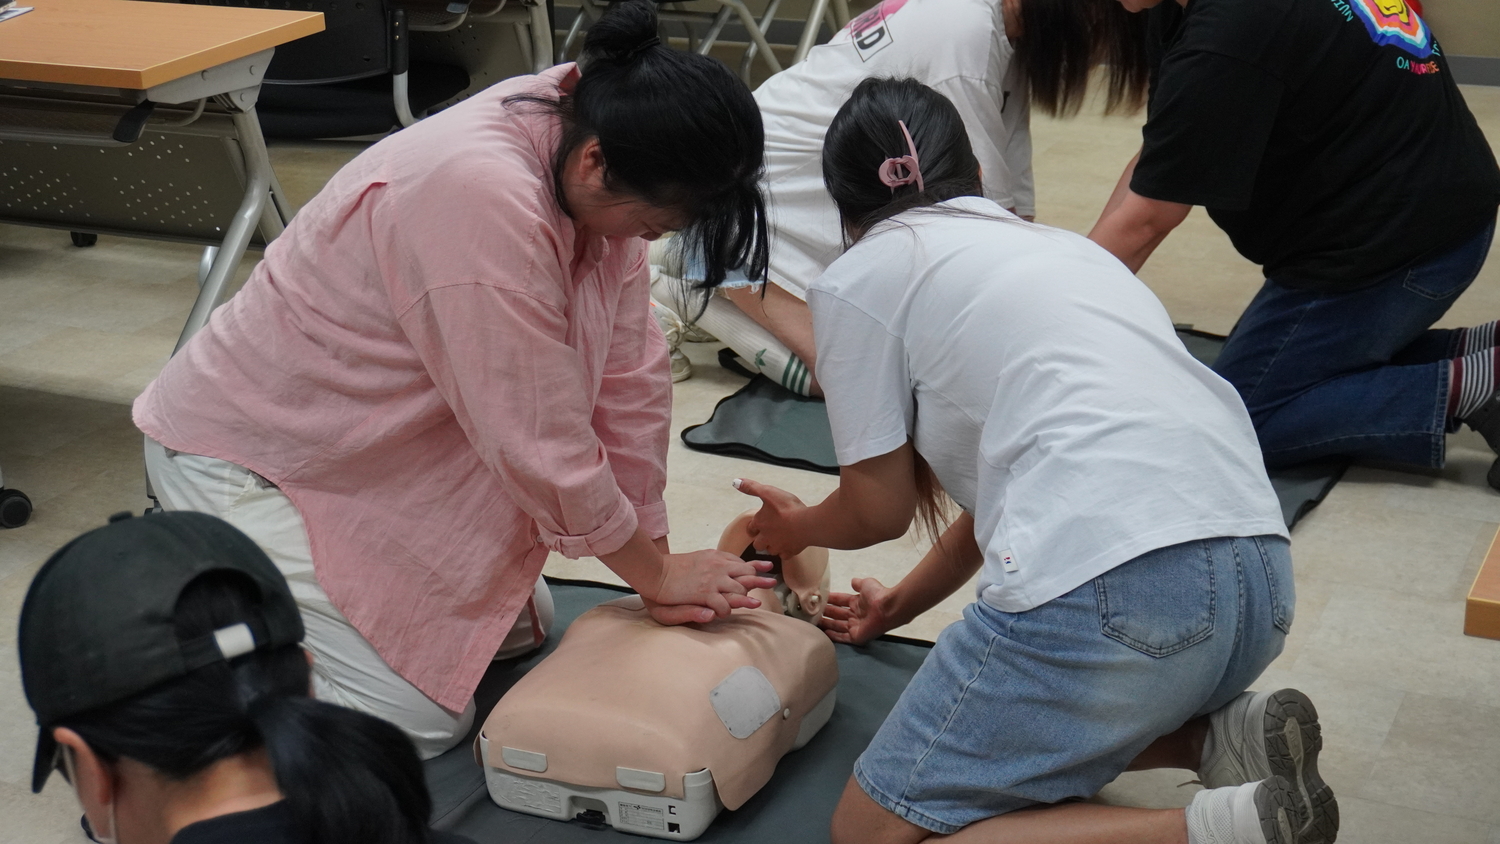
[648,252,815,397]
[144,438,553,759]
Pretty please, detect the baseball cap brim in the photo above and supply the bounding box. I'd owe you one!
[31,727,58,794]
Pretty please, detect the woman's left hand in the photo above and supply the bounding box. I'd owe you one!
[734,478,810,558]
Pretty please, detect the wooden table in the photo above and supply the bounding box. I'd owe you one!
[1467,526,1500,640]
[0,0,323,351]
[0,0,321,90]
[0,0,322,524]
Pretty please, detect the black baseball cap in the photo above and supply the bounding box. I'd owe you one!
[19,511,304,793]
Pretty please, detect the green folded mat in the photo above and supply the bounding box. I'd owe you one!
[426,578,933,843]
[682,328,1346,528]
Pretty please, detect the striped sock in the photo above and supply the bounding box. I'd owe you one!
[1458,320,1500,357]
[1450,345,1500,420]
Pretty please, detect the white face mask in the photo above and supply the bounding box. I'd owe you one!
[62,746,119,844]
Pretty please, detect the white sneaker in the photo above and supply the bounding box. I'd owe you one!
[1186,778,1301,844]
[668,348,692,383]
[650,297,693,384]
[1200,689,1337,843]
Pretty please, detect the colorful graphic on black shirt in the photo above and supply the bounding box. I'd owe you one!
[847,0,908,62]
[1350,0,1432,57]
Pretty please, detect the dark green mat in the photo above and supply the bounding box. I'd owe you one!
[426,578,931,843]
[682,328,1345,529]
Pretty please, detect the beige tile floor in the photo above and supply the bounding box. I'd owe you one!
[2,85,1500,843]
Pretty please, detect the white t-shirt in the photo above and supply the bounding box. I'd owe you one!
[808,197,1288,612]
[753,0,1031,299]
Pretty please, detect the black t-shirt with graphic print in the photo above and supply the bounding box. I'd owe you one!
[1131,0,1500,292]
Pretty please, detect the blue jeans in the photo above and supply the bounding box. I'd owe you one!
[1212,219,1496,469]
[853,535,1293,834]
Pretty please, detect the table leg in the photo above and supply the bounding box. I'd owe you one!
[174,107,274,353]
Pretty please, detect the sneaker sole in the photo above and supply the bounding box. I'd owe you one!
[1263,689,1338,843]
[1256,777,1303,844]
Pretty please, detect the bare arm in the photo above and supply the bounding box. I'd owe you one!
[821,512,983,645]
[1088,151,1192,273]
[734,442,919,556]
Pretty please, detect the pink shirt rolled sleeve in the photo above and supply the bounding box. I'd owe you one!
[133,66,671,711]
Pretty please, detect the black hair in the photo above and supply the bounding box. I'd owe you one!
[508,0,769,288]
[59,572,434,844]
[1015,0,1150,116]
[822,77,987,240]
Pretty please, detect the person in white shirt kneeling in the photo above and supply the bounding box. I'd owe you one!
[650,0,1147,394]
[734,77,1338,844]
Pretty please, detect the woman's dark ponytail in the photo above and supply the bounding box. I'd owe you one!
[60,573,435,844]
[250,696,432,844]
[509,0,769,288]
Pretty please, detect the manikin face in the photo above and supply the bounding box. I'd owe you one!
[561,138,690,241]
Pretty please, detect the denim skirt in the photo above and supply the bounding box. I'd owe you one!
[854,534,1294,834]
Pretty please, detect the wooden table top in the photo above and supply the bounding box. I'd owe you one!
[0,0,323,89]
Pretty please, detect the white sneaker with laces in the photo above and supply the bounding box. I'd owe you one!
[1200,689,1337,843]
[1186,778,1302,844]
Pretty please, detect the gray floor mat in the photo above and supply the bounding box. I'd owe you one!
[683,328,1346,528]
[426,579,931,843]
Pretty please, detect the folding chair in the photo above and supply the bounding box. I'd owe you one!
[177,0,472,139]
[405,0,554,75]
[558,0,848,83]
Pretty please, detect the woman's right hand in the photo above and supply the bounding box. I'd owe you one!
[820,577,899,645]
[646,550,776,625]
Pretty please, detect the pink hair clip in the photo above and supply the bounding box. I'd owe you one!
[877,120,924,193]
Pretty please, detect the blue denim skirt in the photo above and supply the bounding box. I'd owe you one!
[854,534,1294,834]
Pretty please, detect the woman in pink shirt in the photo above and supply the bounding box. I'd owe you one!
[133,0,776,758]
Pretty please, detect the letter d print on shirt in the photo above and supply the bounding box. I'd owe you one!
[847,0,907,61]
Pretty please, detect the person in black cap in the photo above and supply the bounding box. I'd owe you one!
[19,511,474,844]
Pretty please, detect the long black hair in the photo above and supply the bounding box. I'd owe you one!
[58,572,434,844]
[823,77,988,240]
[509,0,769,288]
[1016,0,1150,116]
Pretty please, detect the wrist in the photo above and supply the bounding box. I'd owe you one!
[598,530,666,601]
[875,585,914,631]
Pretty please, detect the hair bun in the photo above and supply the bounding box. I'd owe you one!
[582,0,663,65]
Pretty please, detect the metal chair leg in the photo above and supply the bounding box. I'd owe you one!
[175,108,274,352]
[792,0,830,64]
[529,1,554,72]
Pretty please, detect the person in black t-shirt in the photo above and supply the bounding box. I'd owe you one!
[19,512,477,844]
[1089,0,1500,487]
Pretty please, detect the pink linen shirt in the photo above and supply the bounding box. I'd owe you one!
[133,65,672,712]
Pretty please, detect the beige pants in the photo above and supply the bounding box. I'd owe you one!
[144,438,553,759]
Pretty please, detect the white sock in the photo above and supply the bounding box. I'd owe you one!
[650,270,815,396]
[1186,782,1276,844]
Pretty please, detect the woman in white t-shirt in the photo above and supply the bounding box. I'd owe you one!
[735,78,1338,844]
[652,0,1148,394]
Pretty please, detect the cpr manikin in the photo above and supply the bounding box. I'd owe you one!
[478,512,838,839]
